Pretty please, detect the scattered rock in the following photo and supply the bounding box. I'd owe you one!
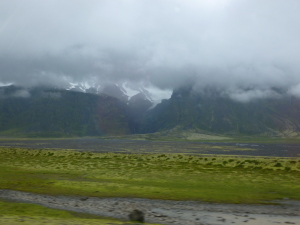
[1,190,300,225]
[80,197,88,201]
[154,214,167,218]
[129,209,144,223]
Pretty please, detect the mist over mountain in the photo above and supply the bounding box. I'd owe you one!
[1,0,300,103]
[1,84,300,138]
[139,85,300,137]
[0,85,133,137]
[1,1,300,137]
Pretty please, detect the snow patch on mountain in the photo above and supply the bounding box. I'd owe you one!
[66,81,171,107]
[121,83,140,100]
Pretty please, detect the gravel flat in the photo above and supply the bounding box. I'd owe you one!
[0,138,299,157]
[0,189,300,225]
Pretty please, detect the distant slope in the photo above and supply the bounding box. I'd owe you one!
[68,82,156,127]
[0,86,132,137]
[1,85,300,138]
[139,86,300,137]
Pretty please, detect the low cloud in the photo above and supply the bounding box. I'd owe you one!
[0,0,300,101]
[41,91,62,99]
[288,84,300,98]
[0,88,31,98]
[227,88,281,103]
[12,89,31,98]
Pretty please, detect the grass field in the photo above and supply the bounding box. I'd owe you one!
[1,148,299,204]
[1,147,299,224]
[0,199,152,225]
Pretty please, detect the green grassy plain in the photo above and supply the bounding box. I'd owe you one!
[1,148,299,204]
[97,127,300,143]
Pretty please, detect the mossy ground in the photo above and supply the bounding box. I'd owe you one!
[0,148,299,204]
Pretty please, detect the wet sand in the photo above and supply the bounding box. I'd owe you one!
[1,189,299,225]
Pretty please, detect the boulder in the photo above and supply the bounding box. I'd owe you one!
[128,209,144,223]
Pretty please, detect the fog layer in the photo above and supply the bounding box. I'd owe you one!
[1,0,300,101]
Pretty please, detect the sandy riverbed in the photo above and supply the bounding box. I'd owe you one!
[0,189,299,225]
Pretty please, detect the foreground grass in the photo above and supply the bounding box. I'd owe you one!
[0,200,148,225]
[0,148,299,204]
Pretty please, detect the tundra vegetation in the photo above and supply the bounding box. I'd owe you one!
[0,147,299,224]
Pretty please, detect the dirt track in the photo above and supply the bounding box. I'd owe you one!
[1,190,300,225]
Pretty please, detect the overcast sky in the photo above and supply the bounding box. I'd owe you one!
[1,0,300,101]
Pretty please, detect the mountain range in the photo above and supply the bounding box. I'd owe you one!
[140,86,300,137]
[0,84,299,138]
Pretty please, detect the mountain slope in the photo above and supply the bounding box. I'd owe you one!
[139,86,300,137]
[1,85,300,138]
[0,86,132,137]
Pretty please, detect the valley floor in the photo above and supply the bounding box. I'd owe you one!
[1,189,300,225]
[0,137,300,157]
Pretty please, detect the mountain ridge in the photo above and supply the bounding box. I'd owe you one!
[139,86,300,137]
[1,84,300,138]
[0,85,132,137]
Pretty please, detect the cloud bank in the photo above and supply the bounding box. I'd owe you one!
[1,0,300,101]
